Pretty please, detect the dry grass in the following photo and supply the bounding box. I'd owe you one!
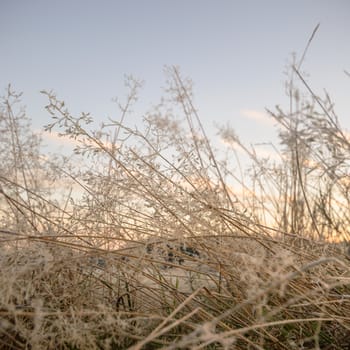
[0,64,350,349]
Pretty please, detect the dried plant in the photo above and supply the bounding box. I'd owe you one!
[0,63,349,350]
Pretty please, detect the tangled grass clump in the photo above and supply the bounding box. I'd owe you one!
[0,65,350,349]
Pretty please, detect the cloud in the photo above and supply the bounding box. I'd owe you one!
[240,109,274,125]
[341,129,350,143]
[41,130,119,152]
[41,130,78,147]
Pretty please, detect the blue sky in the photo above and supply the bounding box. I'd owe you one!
[1,0,349,150]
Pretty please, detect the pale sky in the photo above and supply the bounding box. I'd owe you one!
[1,0,349,150]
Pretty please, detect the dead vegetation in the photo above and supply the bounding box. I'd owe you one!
[0,62,350,349]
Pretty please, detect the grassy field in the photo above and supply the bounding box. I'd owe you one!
[0,65,350,349]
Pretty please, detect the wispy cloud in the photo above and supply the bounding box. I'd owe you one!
[341,129,350,143]
[41,130,118,152]
[252,145,281,161]
[41,130,78,147]
[240,109,274,126]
